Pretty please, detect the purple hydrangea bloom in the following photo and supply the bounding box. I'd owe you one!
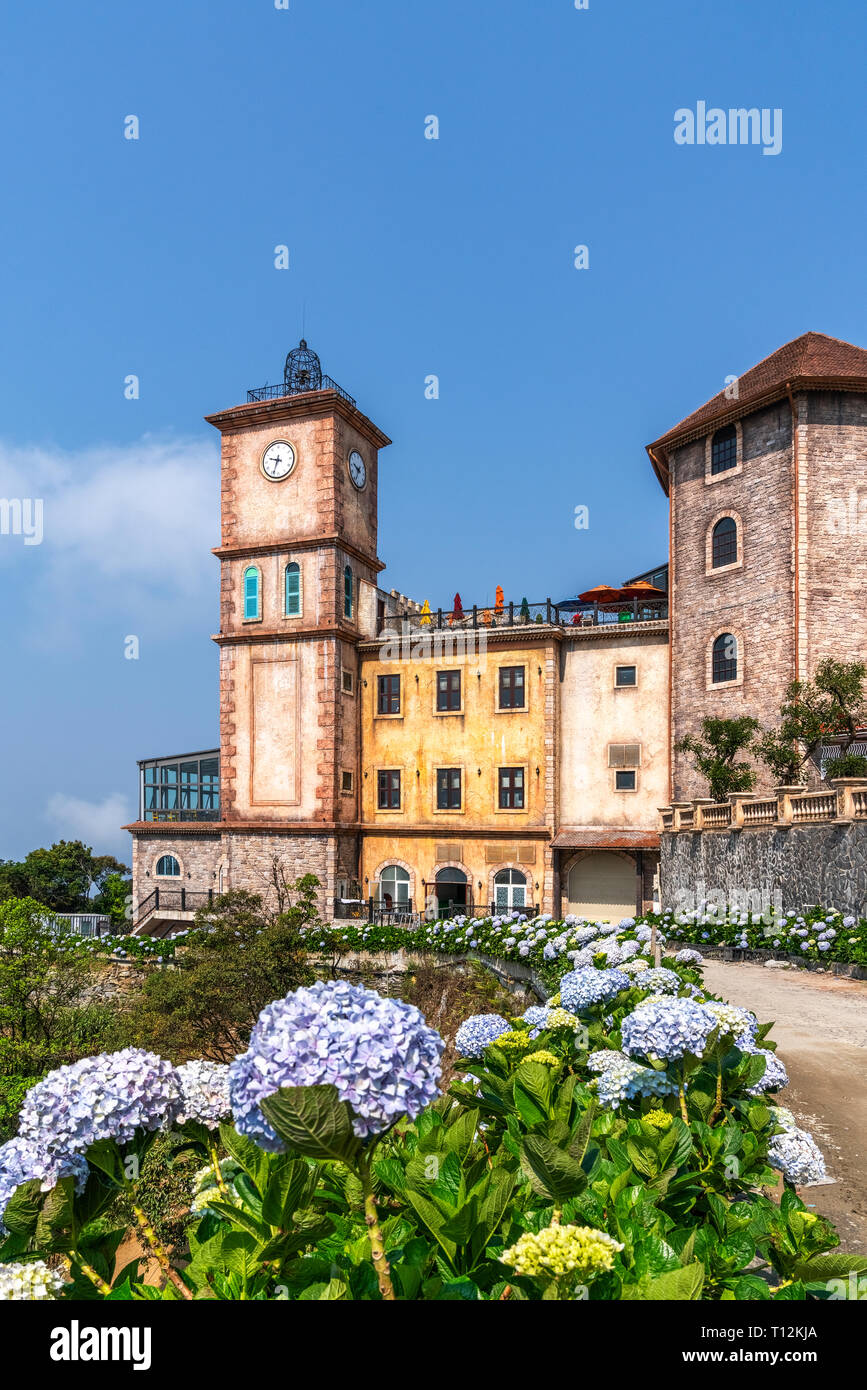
[621,998,718,1062]
[560,967,631,1013]
[675,948,704,965]
[177,1061,232,1130]
[230,980,444,1148]
[18,1049,182,1158]
[0,1138,88,1234]
[454,1012,511,1059]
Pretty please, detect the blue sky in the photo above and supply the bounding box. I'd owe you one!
[1,0,865,861]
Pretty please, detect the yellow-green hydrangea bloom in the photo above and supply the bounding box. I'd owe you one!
[643,1109,673,1131]
[494,1030,533,1054]
[525,1050,561,1068]
[548,992,562,1006]
[502,1218,623,1280]
[544,1007,583,1031]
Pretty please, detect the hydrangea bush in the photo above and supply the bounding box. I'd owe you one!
[0,932,861,1302]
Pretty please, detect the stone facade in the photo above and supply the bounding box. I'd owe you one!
[661,821,867,917]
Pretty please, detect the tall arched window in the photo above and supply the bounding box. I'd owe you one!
[711,424,737,475]
[494,867,527,911]
[156,855,180,877]
[285,561,301,616]
[712,633,738,683]
[378,864,410,907]
[243,566,260,621]
[344,564,354,619]
[711,516,738,568]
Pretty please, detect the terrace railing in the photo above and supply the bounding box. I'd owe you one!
[661,778,867,833]
[383,597,668,637]
[246,377,356,407]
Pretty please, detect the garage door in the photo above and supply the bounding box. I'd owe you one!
[566,853,636,922]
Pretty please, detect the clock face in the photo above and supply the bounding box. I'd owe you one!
[261,440,296,481]
[348,449,367,490]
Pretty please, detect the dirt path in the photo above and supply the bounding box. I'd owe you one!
[699,959,867,1254]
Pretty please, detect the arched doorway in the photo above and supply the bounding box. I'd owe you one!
[565,853,636,922]
[493,867,527,912]
[435,867,468,916]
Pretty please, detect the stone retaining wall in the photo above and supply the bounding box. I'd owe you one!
[661,821,867,917]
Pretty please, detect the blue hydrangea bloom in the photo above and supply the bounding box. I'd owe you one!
[522,1006,550,1029]
[454,1013,511,1058]
[230,980,444,1148]
[743,1047,789,1094]
[769,1113,826,1184]
[18,1049,182,1158]
[560,968,631,1013]
[621,998,718,1062]
[594,1058,679,1109]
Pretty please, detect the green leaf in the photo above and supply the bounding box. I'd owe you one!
[622,1261,705,1300]
[260,1085,363,1165]
[80,1138,125,1187]
[790,1253,867,1283]
[204,1199,271,1244]
[0,1179,42,1237]
[520,1136,588,1202]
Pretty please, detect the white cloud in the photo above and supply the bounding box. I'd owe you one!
[0,433,219,645]
[45,792,134,857]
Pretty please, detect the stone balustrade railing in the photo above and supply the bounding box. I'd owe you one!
[660,778,867,832]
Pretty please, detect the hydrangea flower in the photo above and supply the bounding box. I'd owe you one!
[522,1006,550,1029]
[501,1219,623,1280]
[675,948,703,965]
[560,968,631,1012]
[703,1001,759,1049]
[768,1119,827,1185]
[524,1051,560,1068]
[0,1138,89,1234]
[18,1049,182,1158]
[743,1047,789,1094]
[230,981,444,1146]
[176,1061,232,1130]
[454,1013,511,1058]
[621,959,650,976]
[0,1260,66,1300]
[594,1057,680,1108]
[637,967,681,995]
[621,998,718,1063]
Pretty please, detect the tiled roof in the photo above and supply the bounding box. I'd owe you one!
[646,332,867,491]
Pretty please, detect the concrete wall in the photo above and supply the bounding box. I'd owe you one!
[559,628,669,828]
[660,823,867,916]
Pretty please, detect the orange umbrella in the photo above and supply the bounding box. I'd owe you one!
[616,580,666,600]
[577,584,623,604]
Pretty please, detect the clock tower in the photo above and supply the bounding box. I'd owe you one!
[204,342,391,902]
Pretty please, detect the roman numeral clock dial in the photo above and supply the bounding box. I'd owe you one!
[261,440,296,481]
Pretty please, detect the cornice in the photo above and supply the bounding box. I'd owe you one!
[212,534,384,573]
[204,390,391,451]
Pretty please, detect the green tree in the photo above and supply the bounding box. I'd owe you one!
[675,717,759,802]
[755,658,867,785]
[126,879,318,1063]
[0,840,129,913]
[92,871,133,928]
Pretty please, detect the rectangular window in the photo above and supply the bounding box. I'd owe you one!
[498,767,524,809]
[285,564,301,616]
[342,670,354,694]
[436,767,462,810]
[341,771,353,793]
[615,770,637,791]
[499,665,525,709]
[244,570,259,621]
[436,670,461,711]
[608,743,641,768]
[344,567,354,619]
[377,769,401,810]
[377,674,401,714]
[615,665,637,687]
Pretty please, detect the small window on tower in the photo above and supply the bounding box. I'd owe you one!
[341,771,354,793]
[243,567,260,622]
[342,670,354,694]
[284,562,301,616]
[344,565,354,620]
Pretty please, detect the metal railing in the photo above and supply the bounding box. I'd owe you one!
[246,376,356,407]
[381,597,668,636]
[135,888,215,923]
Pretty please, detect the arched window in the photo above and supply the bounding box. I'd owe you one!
[711,516,738,568]
[243,567,260,621]
[711,424,737,475]
[494,867,527,911]
[712,633,738,683]
[378,864,410,907]
[434,867,467,916]
[156,855,180,877]
[344,564,354,619]
[284,562,301,617]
